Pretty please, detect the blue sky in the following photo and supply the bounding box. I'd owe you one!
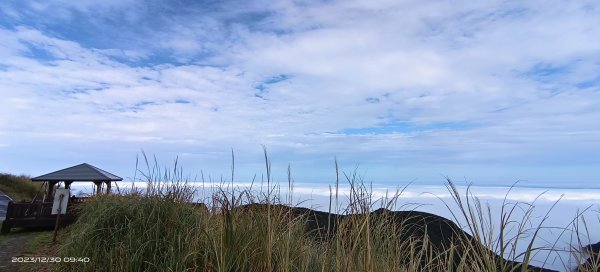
[1,0,599,186]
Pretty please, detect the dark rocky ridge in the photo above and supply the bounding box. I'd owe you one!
[581,242,600,271]
[235,203,558,272]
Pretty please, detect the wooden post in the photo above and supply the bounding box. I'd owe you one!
[95,182,101,195]
[52,194,65,243]
[36,202,43,220]
[46,181,57,200]
[106,181,112,194]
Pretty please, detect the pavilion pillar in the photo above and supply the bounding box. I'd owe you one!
[105,181,112,194]
[65,181,72,189]
[94,181,102,195]
[47,181,58,200]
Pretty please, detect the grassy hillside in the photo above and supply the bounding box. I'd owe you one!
[0,173,43,202]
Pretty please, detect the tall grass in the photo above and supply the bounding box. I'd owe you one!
[57,154,599,272]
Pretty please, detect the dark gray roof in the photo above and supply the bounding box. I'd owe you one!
[31,163,123,182]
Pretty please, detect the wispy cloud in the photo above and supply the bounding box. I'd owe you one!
[1,0,599,184]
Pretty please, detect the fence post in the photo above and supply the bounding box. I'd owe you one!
[5,201,13,219]
[37,202,42,220]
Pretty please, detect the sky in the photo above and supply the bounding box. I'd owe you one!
[1,0,600,186]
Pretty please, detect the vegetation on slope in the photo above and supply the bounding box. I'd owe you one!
[0,173,42,202]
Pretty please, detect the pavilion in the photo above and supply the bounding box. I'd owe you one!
[2,163,123,233]
[31,163,123,200]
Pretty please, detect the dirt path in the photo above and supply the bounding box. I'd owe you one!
[0,232,35,271]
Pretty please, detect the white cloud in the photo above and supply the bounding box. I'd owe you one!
[1,1,599,184]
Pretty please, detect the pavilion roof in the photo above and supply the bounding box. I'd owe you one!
[31,163,123,182]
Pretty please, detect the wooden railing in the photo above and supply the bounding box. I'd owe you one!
[5,202,54,220]
[2,199,85,234]
[4,197,90,220]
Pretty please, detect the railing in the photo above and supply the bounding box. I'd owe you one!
[2,199,87,234]
[5,202,54,220]
[4,198,90,220]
